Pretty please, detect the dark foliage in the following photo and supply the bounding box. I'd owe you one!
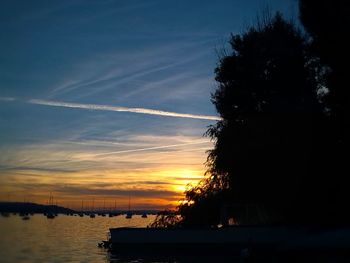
[152,5,350,228]
[179,13,326,226]
[298,0,350,225]
[148,210,181,228]
[299,0,350,125]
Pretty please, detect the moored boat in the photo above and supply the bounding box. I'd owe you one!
[125,196,132,219]
[46,212,55,219]
[1,212,10,217]
[108,226,350,253]
[125,212,132,219]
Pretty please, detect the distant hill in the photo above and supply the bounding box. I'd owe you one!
[0,202,162,215]
[0,202,76,214]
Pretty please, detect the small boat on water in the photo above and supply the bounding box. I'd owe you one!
[1,212,10,217]
[46,213,55,219]
[90,198,96,218]
[107,226,350,253]
[125,212,132,219]
[125,196,132,219]
[141,213,147,218]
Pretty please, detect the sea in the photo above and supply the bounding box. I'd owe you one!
[0,214,240,263]
[1,214,346,263]
[0,213,157,263]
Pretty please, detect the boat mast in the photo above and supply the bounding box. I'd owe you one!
[128,195,131,212]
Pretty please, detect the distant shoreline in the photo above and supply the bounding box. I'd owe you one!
[0,201,160,215]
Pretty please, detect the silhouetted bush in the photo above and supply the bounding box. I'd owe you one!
[152,6,349,228]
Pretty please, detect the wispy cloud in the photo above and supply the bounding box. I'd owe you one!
[49,40,213,99]
[0,97,15,101]
[93,140,209,156]
[28,99,221,120]
[0,133,211,169]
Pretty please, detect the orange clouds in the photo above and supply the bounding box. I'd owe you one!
[0,135,212,210]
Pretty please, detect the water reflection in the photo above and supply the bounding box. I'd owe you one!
[1,215,345,263]
[0,214,156,263]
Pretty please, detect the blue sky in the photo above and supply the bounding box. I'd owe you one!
[0,0,297,209]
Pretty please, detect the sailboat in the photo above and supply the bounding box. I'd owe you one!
[141,213,148,218]
[109,200,117,217]
[90,198,95,218]
[101,199,106,217]
[79,200,84,217]
[125,196,132,219]
[46,193,55,219]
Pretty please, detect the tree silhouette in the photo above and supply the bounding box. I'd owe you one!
[178,13,325,226]
[299,0,350,225]
[151,6,349,228]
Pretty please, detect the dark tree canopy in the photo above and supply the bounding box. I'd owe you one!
[177,13,326,227]
[299,0,350,70]
[299,0,350,123]
[152,4,350,228]
[298,0,350,225]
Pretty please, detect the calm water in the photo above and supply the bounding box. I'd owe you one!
[0,214,248,263]
[1,214,342,263]
[0,214,156,263]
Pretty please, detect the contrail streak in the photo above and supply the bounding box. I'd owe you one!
[0,97,15,101]
[28,99,221,121]
[93,141,211,156]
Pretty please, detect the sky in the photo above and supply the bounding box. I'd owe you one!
[0,0,297,210]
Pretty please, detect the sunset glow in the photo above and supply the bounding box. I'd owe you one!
[0,135,212,209]
[0,0,294,211]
